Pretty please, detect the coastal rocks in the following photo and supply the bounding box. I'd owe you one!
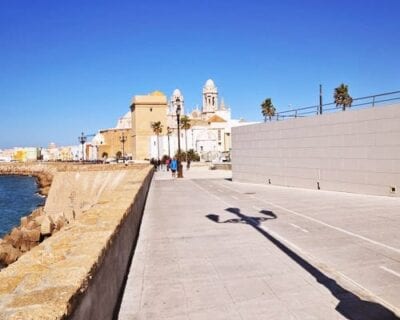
[0,242,22,266]
[0,206,62,266]
[40,216,54,236]
[0,205,75,267]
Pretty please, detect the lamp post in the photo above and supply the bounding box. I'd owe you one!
[119,133,127,163]
[167,126,172,157]
[78,132,87,161]
[176,98,183,178]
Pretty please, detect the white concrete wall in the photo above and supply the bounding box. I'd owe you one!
[232,104,400,197]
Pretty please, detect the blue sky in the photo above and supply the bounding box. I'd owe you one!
[1,0,399,148]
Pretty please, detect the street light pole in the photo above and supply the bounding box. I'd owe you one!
[78,132,87,162]
[176,98,183,178]
[119,133,127,163]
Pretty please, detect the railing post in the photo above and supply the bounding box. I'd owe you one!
[295,110,297,118]
[319,84,323,114]
[372,96,375,107]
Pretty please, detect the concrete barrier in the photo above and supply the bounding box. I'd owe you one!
[0,164,153,319]
[232,103,400,197]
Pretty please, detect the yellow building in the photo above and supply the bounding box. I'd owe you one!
[97,128,132,160]
[130,91,168,160]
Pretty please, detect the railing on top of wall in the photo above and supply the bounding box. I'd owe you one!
[273,90,400,121]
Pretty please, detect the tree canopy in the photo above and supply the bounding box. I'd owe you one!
[334,83,353,111]
[151,121,163,135]
[261,98,276,122]
[180,115,191,130]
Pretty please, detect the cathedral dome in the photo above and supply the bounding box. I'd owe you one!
[173,89,182,97]
[204,79,215,88]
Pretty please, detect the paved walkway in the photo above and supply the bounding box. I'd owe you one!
[118,166,400,319]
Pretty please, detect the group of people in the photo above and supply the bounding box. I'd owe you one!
[150,156,191,178]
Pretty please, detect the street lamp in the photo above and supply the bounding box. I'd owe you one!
[78,132,87,161]
[119,133,127,163]
[176,98,183,178]
[167,126,173,158]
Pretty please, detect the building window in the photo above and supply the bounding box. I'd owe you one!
[218,130,221,141]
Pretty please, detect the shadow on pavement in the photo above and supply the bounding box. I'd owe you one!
[206,207,399,320]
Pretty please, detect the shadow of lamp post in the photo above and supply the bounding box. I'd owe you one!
[176,98,183,178]
[78,132,87,162]
[119,133,127,163]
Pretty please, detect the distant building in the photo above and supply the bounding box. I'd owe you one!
[130,91,168,160]
[91,80,256,161]
[165,79,257,161]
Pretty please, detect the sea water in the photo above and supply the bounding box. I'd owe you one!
[0,175,45,237]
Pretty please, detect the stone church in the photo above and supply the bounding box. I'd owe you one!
[93,79,254,161]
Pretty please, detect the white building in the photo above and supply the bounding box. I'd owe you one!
[162,79,257,161]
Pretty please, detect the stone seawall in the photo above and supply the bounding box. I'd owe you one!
[0,163,56,196]
[0,163,153,319]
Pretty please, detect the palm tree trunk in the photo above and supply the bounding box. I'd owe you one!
[157,134,160,160]
[185,129,188,162]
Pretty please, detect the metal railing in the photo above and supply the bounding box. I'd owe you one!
[273,90,400,121]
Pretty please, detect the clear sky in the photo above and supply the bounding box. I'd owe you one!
[1,0,399,148]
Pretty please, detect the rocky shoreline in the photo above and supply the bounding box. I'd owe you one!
[0,164,55,267]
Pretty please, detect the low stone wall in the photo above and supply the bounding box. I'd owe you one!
[211,163,232,170]
[0,164,153,319]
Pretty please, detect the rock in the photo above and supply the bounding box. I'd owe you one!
[21,227,41,242]
[40,216,54,236]
[0,242,22,265]
[31,207,44,219]
[9,228,23,246]
[34,215,46,226]
[27,220,39,230]
[54,215,68,232]
[20,216,28,228]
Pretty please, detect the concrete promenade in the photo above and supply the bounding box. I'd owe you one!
[118,166,400,319]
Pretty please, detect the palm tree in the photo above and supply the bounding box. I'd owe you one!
[334,83,353,111]
[261,98,276,122]
[180,115,191,162]
[166,126,173,157]
[151,121,163,160]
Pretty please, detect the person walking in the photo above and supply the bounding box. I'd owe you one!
[170,157,178,178]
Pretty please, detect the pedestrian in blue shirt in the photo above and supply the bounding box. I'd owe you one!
[170,157,178,178]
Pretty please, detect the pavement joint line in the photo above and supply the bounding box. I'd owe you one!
[264,226,400,317]
[215,180,400,256]
[256,196,400,255]
[336,270,400,317]
[209,179,400,316]
[181,178,400,318]
[191,180,233,208]
[289,223,309,233]
[230,195,239,200]
[380,265,400,279]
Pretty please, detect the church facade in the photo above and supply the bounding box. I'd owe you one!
[92,79,254,161]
